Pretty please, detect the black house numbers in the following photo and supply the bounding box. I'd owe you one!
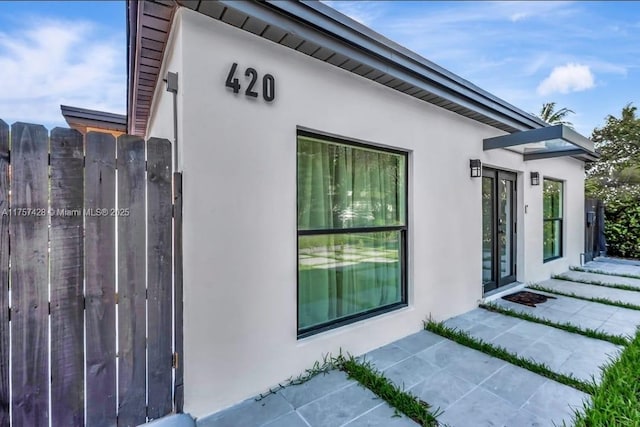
[225,62,275,102]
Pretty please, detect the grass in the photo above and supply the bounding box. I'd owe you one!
[256,351,441,426]
[424,319,596,395]
[570,266,640,280]
[339,354,441,426]
[479,303,629,346]
[553,273,640,293]
[527,284,640,312]
[571,328,640,426]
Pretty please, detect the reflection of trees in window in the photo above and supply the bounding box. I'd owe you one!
[297,134,407,335]
[543,178,563,261]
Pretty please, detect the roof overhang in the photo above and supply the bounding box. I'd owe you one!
[127,0,552,136]
[483,124,599,162]
[127,0,177,136]
[61,105,127,135]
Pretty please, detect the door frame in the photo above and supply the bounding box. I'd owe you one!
[482,167,517,293]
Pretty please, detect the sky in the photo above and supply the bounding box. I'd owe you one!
[0,1,638,136]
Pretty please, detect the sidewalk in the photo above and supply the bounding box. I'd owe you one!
[196,259,640,427]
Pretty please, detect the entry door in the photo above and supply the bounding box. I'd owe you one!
[482,168,517,293]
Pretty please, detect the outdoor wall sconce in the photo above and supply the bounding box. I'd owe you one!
[530,171,540,186]
[470,159,481,178]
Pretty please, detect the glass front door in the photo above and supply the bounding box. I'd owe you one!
[482,168,517,293]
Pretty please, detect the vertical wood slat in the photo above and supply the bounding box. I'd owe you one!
[173,171,184,412]
[146,138,173,419]
[117,135,147,426]
[49,128,85,426]
[85,132,117,426]
[0,119,10,426]
[10,122,49,427]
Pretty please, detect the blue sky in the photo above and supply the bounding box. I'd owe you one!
[0,1,638,137]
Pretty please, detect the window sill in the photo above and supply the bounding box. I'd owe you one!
[297,302,408,340]
[543,255,563,263]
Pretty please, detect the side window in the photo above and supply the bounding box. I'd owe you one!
[543,178,563,261]
[297,133,408,336]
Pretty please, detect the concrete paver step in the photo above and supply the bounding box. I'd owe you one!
[493,293,640,338]
[558,269,640,289]
[444,308,623,384]
[363,329,589,426]
[580,260,640,278]
[537,278,640,307]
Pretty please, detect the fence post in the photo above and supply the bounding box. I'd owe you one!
[10,122,50,427]
[173,171,184,413]
[49,128,85,426]
[147,138,173,419]
[85,132,118,426]
[0,119,10,426]
[117,135,147,426]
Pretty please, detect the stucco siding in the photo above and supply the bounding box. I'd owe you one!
[151,8,587,418]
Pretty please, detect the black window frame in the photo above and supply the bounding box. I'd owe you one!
[543,177,563,262]
[296,129,408,339]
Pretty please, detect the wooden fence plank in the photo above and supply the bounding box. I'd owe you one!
[117,135,147,426]
[85,132,118,426]
[173,171,184,412]
[10,122,49,427]
[49,128,85,426]
[0,119,10,426]
[146,138,173,419]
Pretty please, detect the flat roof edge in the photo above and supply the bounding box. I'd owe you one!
[264,0,548,131]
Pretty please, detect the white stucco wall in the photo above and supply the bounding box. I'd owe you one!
[147,8,586,418]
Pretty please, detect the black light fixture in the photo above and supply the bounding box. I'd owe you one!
[469,159,481,178]
[530,171,540,186]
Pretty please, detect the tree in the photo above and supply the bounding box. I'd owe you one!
[586,103,640,259]
[538,102,575,127]
[586,103,640,196]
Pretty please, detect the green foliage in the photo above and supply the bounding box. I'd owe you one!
[538,102,575,127]
[571,328,640,426]
[602,190,640,258]
[339,354,441,426]
[424,319,596,394]
[257,351,441,426]
[480,303,629,346]
[585,103,640,259]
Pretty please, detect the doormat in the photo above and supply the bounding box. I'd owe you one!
[501,291,556,307]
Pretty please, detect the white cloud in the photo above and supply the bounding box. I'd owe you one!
[537,63,595,96]
[510,12,529,22]
[0,18,125,129]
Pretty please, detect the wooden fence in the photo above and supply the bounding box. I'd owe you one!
[0,120,183,426]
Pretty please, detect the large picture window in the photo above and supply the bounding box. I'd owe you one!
[543,178,563,261]
[297,132,407,337]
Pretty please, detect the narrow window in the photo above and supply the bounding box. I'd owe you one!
[297,132,408,337]
[543,178,563,261]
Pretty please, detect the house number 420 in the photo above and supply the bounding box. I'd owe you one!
[225,62,275,102]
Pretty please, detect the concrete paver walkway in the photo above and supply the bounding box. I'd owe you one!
[580,259,640,277]
[556,269,640,289]
[195,260,640,427]
[538,279,640,307]
[444,308,623,383]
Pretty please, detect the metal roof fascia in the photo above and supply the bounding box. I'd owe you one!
[523,148,587,161]
[215,0,540,131]
[483,124,596,155]
[260,0,546,131]
[126,0,140,134]
[483,125,565,150]
[61,105,127,126]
